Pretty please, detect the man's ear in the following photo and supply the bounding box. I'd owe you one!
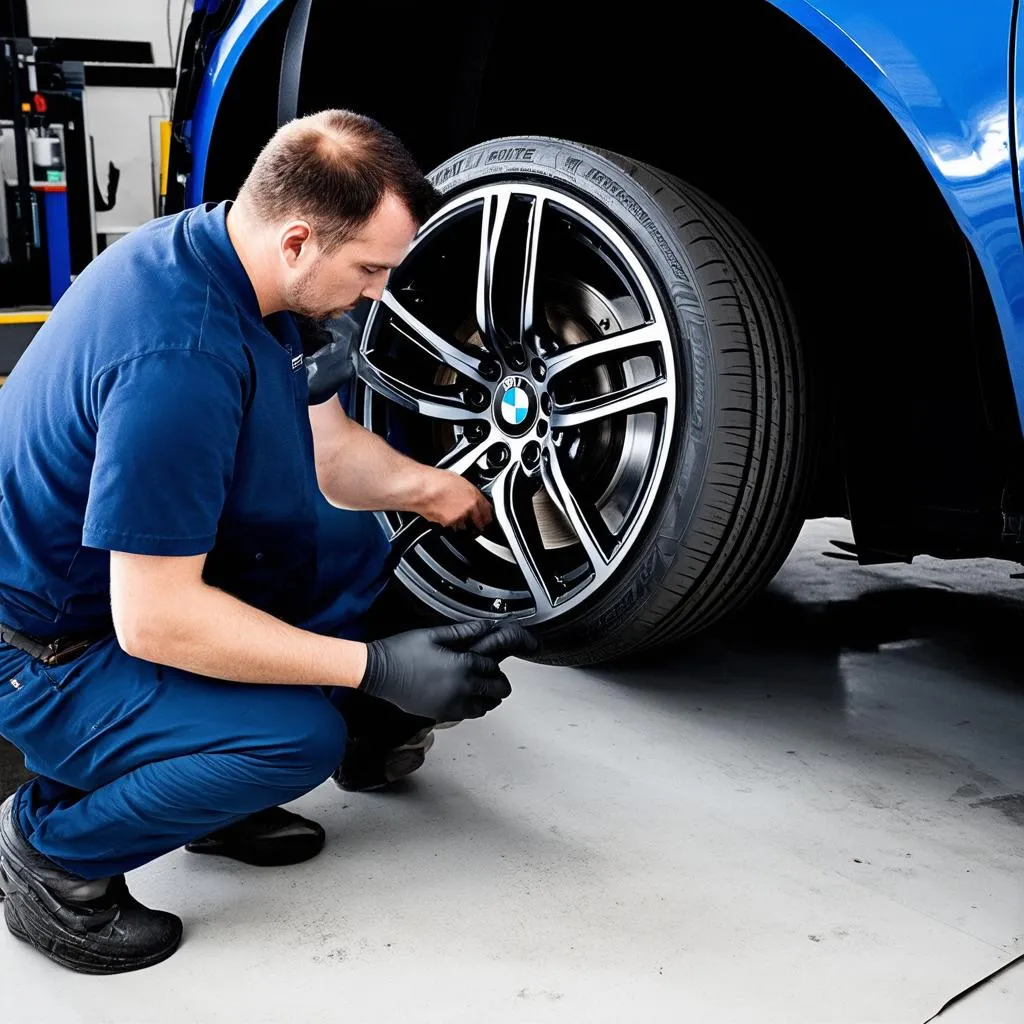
[280,221,313,268]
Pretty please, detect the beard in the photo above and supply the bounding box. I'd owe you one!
[286,267,343,323]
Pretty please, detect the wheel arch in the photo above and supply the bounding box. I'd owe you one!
[181,0,1023,557]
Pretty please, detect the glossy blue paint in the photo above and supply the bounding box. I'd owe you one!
[188,0,1024,423]
[1015,2,1024,311]
[185,0,288,208]
[766,1,1024,425]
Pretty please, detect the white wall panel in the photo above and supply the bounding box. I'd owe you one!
[27,1,191,232]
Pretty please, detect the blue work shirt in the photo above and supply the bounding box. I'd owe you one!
[0,201,387,639]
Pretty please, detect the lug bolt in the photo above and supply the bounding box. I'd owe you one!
[487,444,511,469]
[480,359,501,382]
[508,347,527,370]
[536,419,548,437]
[522,441,541,469]
[532,358,547,381]
[541,393,552,416]
[465,422,488,442]
[465,387,489,411]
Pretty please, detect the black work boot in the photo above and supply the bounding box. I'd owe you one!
[334,726,436,792]
[185,806,325,866]
[0,796,182,974]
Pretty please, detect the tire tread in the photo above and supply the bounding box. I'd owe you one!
[539,149,810,665]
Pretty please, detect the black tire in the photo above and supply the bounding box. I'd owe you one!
[380,137,810,665]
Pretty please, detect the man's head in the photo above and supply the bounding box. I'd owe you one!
[232,110,439,320]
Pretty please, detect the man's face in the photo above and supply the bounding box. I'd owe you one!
[279,192,419,321]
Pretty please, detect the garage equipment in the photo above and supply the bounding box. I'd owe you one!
[0,0,176,379]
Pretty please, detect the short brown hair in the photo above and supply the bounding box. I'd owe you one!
[237,109,440,252]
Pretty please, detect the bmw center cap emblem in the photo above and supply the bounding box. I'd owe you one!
[495,375,537,436]
[502,385,530,425]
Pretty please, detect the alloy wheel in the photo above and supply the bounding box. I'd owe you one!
[357,182,680,624]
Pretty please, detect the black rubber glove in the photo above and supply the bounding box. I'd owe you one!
[458,620,539,714]
[359,620,532,722]
[305,333,357,405]
[467,622,539,661]
[301,307,367,405]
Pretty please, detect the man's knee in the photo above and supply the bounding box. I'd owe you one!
[301,705,348,786]
[269,690,348,791]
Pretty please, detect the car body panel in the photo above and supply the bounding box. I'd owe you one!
[185,0,289,209]
[184,0,1024,426]
[767,0,1024,427]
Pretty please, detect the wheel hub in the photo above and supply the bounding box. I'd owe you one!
[493,374,539,437]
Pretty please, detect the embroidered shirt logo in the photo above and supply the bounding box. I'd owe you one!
[9,678,20,690]
[291,354,304,371]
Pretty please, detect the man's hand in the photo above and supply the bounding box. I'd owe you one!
[413,468,492,532]
[359,620,535,721]
[310,400,493,530]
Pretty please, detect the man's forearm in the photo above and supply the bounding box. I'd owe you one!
[315,408,431,512]
[309,398,491,530]
[116,574,367,687]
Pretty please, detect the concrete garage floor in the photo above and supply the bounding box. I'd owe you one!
[0,518,1021,1023]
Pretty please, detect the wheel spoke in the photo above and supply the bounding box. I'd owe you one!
[544,321,666,380]
[358,357,483,422]
[385,514,437,557]
[521,195,545,348]
[435,434,488,477]
[380,290,490,386]
[476,191,512,344]
[550,377,671,428]
[540,448,610,570]
[488,463,554,615]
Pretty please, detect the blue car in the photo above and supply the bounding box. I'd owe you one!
[168,0,1024,664]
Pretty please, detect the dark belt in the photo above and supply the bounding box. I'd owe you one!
[0,623,110,667]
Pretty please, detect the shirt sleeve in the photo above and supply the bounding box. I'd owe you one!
[82,348,247,556]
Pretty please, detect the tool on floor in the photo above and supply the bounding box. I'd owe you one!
[921,949,1024,1023]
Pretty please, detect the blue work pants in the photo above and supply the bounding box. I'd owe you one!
[0,509,406,879]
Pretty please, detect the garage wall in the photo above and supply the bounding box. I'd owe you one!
[27,0,191,233]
